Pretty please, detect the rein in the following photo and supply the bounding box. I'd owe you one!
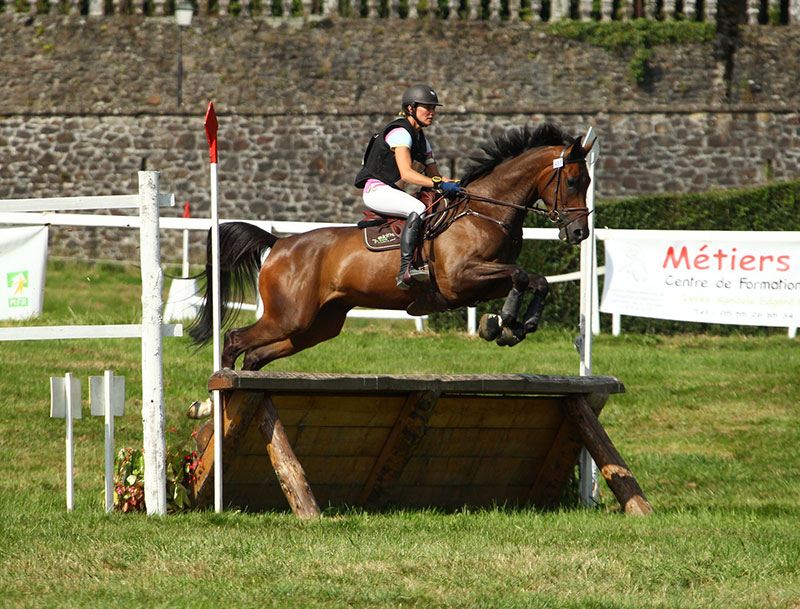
[424,150,592,236]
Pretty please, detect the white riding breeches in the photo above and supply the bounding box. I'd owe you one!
[362,181,426,218]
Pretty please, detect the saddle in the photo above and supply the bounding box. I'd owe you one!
[358,188,437,252]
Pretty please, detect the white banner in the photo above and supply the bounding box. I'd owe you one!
[0,226,48,320]
[600,231,800,327]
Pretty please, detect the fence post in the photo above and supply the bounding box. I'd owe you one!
[139,171,168,516]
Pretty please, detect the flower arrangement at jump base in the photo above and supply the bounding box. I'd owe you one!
[113,427,199,513]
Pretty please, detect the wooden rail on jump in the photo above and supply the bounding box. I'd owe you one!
[190,371,652,518]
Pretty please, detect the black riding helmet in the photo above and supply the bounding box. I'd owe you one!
[401,84,442,124]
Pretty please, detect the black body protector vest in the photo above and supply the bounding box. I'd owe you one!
[354,118,430,190]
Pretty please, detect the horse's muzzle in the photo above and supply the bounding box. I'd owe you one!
[559,225,589,245]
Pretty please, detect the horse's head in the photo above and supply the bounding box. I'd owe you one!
[538,137,594,245]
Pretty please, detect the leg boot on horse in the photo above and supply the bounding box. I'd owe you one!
[396,212,428,290]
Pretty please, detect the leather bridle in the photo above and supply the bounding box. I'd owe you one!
[430,146,592,235]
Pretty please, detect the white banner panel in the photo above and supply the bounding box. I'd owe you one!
[600,231,800,327]
[0,226,48,320]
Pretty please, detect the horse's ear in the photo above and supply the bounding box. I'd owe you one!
[582,136,596,155]
[566,138,588,161]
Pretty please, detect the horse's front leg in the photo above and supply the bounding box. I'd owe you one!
[521,273,549,334]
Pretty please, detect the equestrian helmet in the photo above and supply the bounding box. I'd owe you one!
[401,84,442,111]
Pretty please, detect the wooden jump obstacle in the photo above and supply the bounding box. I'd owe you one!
[190,370,652,518]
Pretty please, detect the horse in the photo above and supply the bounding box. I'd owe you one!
[189,122,594,371]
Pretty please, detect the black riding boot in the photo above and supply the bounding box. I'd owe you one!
[396,212,427,290]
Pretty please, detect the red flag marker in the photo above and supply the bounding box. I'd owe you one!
[204,102,218,164]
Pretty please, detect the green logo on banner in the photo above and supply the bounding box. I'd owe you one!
[7,271,29,307]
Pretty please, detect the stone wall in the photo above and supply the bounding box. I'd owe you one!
[1,16,799,263]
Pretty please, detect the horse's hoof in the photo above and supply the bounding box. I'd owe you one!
[496,324,525,347]
[478,313,502,341]
[523,320,539,334]
[186,398,212,419]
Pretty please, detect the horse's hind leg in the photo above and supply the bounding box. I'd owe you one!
[221,323,261,369]
[242,304,350,370]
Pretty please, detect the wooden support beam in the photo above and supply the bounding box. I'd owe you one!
[564,395,653,516]
[527,415,584,506]
[191,390,262,508]
[357,390,440,506]
[257,395,321,519]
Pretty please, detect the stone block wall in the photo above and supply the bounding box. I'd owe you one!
[1,16,799,263]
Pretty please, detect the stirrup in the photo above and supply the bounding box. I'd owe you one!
[397,265,428,289]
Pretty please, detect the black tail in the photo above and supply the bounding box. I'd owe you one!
[188,222,279,347]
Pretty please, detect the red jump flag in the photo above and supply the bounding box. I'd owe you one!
[204,101,218,164]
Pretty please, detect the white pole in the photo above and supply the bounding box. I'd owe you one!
[182,229,190,278]
[182,201,191,278]
[205,102,224,513]
[103,370,115,513]
[139,170,168,516]
[467,306,477,335]
[579,128,600,507]
[65,372,75,513]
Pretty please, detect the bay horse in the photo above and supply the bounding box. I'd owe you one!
[189,122,594,370]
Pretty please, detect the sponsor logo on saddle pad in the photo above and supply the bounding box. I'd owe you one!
[7,270,30,308]
[363,223,402,252]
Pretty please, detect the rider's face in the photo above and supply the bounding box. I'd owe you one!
[412,104,437,126]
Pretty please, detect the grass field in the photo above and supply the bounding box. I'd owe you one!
[1,261,799,608]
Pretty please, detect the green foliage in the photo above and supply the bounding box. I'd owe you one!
[113,428,198,513]
[291,0,303,15]
[271,0,282,16]
[546,19,715,84]
[417,0,428,18]
[338,0,351,17]
[430,180,800,335]
[358,0,367,17]
[435,0,449,19]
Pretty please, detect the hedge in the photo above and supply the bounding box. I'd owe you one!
[429,179,800,334]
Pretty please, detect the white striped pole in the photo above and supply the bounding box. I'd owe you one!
[205,102,224,513]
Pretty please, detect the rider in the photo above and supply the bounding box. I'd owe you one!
[355,84,460,289]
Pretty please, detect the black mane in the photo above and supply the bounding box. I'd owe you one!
[459,123,575,187]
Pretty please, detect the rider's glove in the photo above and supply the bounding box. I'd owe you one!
[440,181,460,195]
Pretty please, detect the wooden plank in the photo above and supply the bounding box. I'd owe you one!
[396,456,544,487]
[379,484,534,509]
[222,483,364,511]
[191,390,264,508]
[427,395,563,428]
[256,395,320,519]
[209,370,625,396]
[414,427,556,459]
[564,395,653,516]
[358,390,440,506]
[227,455,376,485]
[269,393,406,427]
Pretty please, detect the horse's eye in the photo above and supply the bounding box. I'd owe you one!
[566,177,578,188]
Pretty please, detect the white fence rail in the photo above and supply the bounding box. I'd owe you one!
[0,213,589,333]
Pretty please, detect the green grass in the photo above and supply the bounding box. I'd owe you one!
[1,261,799,608]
